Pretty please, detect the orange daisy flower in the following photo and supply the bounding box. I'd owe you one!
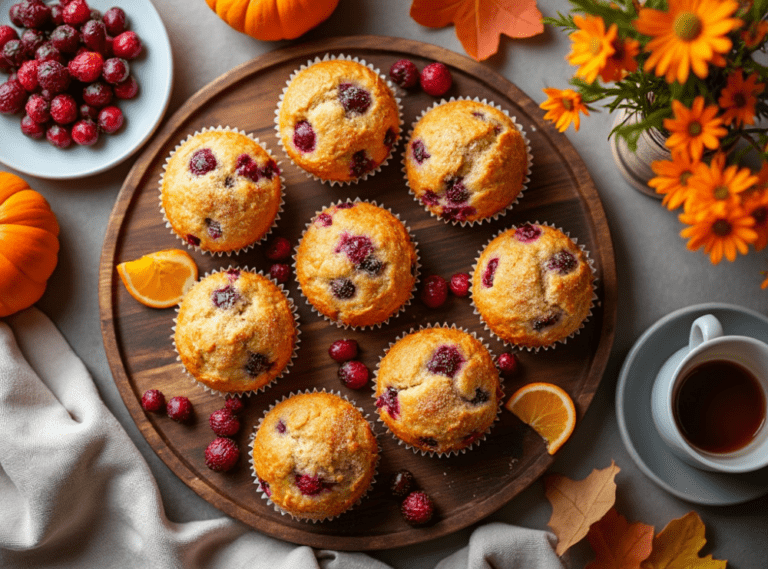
[742,20,768,48]
[648,149,700,210]
[567,15,617,84]
[540,88,590,132]
[718,69,764,126]
[684,152,758,217]
[663,96,727,161]
[599,36,641,82]
[742,184,768,251]
[634,0,742,84]
[679,206,757,264]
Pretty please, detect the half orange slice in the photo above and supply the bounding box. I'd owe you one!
[505,382,576,454]
[116,249,198,309]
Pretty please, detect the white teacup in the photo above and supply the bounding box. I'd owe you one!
[651,314,768,473]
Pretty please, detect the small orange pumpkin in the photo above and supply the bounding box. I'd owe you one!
[205,0,339,41]
[0,172,60,318]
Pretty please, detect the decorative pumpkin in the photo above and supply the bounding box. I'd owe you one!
[205,0,339,41]
[0,172,60,318]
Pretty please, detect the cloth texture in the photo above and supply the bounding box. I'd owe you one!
[0,308,564,569]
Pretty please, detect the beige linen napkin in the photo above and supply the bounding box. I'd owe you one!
[0,308,564,569]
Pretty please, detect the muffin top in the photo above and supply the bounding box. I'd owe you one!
[374,326,501,454]
[161,129,282,253]
[174,269,297,393]
[471,223,594,348]
[295,201,418,328]
[252,391,379,520]
[404,99,528,224]
[277,59,400,182]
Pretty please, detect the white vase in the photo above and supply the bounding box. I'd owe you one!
[610,109,668,199]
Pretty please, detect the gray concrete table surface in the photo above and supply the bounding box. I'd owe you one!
[10,0,767,567]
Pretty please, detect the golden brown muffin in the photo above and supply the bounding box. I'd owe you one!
[174,269,297,394]
[161,128,282,253]
[277,58,400,183]
[472,223,594,349]
[374,326,501,455]
[404,99,529,224]
[252,391,379,521]
[295,201,418,328]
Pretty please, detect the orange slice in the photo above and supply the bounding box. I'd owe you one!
[505,382,576,454]
[116,249,198,308]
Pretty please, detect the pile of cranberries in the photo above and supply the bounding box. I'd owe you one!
[0,0,143,148]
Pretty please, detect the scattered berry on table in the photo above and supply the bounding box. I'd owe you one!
[204,437,240,472]
[209,407,241,437]
[449,272,470,297]
[390,469,415,498]
[140,389,166,413]
[420,274,448,308]
[225,396,244,414]
[389,59,419,89]
[166,396,194,423]
[401,491,435,525]
[328,338,358,363]
[420,62,452,97]
[269,263,290,284]
[338,360,369,390]
[265,236,291,261]
[496,352,519,376]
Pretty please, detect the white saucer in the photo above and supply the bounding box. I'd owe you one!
[0,0,173,179]
[616,302,768,505]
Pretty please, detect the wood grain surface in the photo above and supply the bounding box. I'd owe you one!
[99,36,617,551]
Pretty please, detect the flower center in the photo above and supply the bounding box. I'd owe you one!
[754,206,767,225]
[712,219,732,236]
[713,185,730,200]
[674,12,703,42]
[589,37,602,55]
[687,121,702,136]
[680,171,693,186]
[734,93,747,108]
[563,98,574,111]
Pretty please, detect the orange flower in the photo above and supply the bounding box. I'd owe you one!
[663,96,727,161]
[742,182,768,251]
[567,15,617,84]
[718,69,764,126]
[634,0,742,84]
[684,152,758,217]
[648,149,699,210]
[679,206,757,264]
[742,20,768,48]
[762,271,768,289]
[599,36,641,82]
[540,88,590,132]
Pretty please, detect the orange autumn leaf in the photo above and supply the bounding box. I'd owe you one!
[642,512,727,569]
[586,508,654,569]
[545,461,620,556]
[409,0,544,61]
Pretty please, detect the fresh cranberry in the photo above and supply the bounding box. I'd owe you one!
[449,273,470,297]
[102,56,128,84]
[112,30,141,59]
[269,263,290,283]
[292,119,315,152]
[514,223,542,243]
[211,284,239,309]
[338,360,369,389]
[295,473,326,496]
[546,250,578,274]
[18,0,51,29]
[401,491,435,524]
[166,396,194,423]
[113,75,137,99]
[389,59,419,89]
[81,19,107,53]
[20,114,45,138]
[420,274,448,308]
[330,277,355,299]
[71,118,98,145]
[189,147,217,176]
[37,60,70,93]
[482,258,499,288]
[338,82,371,114]
[209,408,241,437]
[140,389,166,413]
[98,105,123,133]
[50,93,77,124]
[45,123,71,148]
[532,312,560,331]
[328,338,358,362]
[82,81,113,107]
[20,29,45,58]
[445,176,469,204]
[420,62,452,96]
[427,345,464,378]
[411,139,430,163]
[335,233,373,265]
[390,469,415,498]
[225,396,244,414]
[375,386,400,418]
[0,80,26,114]
[16,60,39,91]
[496,352,519,376]
[2,39,24,67]
[204,437,240,472]
[49,24,79,53]
[68,51,103,82]
[265,236,291,261]
[62,0,91,26]
[0,26,18,51]
[102,7,126,36]
[35,43,63,64]
[25,93,50,123]
[79,103,99,120]
[245,352,272,377]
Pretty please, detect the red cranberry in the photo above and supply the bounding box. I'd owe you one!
[204,437,239,472]
[46,123,71,148]
[113,75,137,99]
[496,352,519,376]
[102,56,128,84]
[102,7,126,36]
[50,93,77,124]
[445,176,469,204]
[98,105,123,133]
[209,408,241,437]
[50,4,64,25]
[62,0,91,26]
[338,360,369,389]
[25,93,50,123]
[16,60,40,91]
[349,149,374,178]
[427,345,464,378]
[89,7,101,20]
[389,58,419,89]
[449,272,470,297]
[2,39,25,67]
[37,60,70,94]
[211,284,239,309]
[338,82,371,114]
[328,338,358,362]
[532,312,560,331]
[0,80,27,114]
[20,114,46,138]
[390,469,415,498]
[482,258,499,288]
[18,0,51,29]
[420,62,452,96]
[420,274,448,308]
[401,491,435,524]
[546,251,577,274]
[50,24,79,53]
[0,26,18,51]
[269,263,290,283]
[20,29,46,58]
[189,147,217,175]
[71,118,98,145]
[295,473,326,496]
[292,120,315,152]
[82,81,113,107]
[166,395,193,423]
[112,30,141,59]
[265,236,291,261]
[225,396,244,414]
[35,43,63,64]
[79,103,99,120]
[514,223,542,243]
[68,51,103,82]
[140,389,166,413]
[335,233,374,265]
[411,139,430,163]
[8,4,24,27]
[81,19,107,53]
[375,386,400,418]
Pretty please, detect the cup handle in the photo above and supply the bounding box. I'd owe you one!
[689,314,724,350]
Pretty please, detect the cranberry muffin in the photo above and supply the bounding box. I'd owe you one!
[472,223,594,349]
[161,128,282,254]
[404,99,529,224]
[174,269,298,394]
[374,326,501,455]
[276,57,400,183]
[252,391,379,521]
[295,201,418,328]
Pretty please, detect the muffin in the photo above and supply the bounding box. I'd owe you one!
[404,99,529,224]
[472,223,594,349]
[295,201,418,328]
[174,268,298,394]
[276,57,400,183]
[161,128,282,254]
[374,326,501,455]
[251,391,379,521]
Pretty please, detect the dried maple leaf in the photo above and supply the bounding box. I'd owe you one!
[410,0,544,61]
[586,508,654,569]
[642,512,727,569]
[544,461,620,556]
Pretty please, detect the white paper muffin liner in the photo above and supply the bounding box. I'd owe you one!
[470,222,599,352]
[401,96,533,227]
[371,322,505,458]
[292,198,421,330]
[248,388,380,522]
[158,125,285,256]
[171,266,301,398]
[274,53,404,186]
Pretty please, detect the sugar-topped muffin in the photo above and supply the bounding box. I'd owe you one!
[161,128,282,253]
[404,99,529,224]
[374,326,501,455]
[277,58,400,183]
[295,201,418,328]
[472,223,594,349]
[174,269,297,394]
[252,391,379,521]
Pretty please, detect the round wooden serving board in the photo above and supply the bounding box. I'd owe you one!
[99,36,617,551]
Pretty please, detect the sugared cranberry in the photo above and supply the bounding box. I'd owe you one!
[16,60,39,91]
[330,277,356,299]
[62,0,91,26]
[269,263,290,283]
[449,273,470,297]
[50,24,79,53]
[0,26,18,51]
[350,149,374,177]
[81,19,107,53]
[50,93,77,124]
[482,258,499,288]
[335,233,373,265]
[2,39,24,67]
[101,56,128,83]
[401,491,435,525]
[427,345,464,378]
[102,7,127,36]
[546,250,577,274]
[245,352,272,377]
[209,408,241,437]
[295,473,325,496]
[46,123,71,148]
[338,360,369,389]
[50,4,64,26]
[25,93,50,123]
[389,58,419,89]
[141,389,166,413]
[420,62,452,96]
[35,43,63,64]
[445,176,469,204]
[328,338,358,362]
[205,218,222,240]
[390,469,415,498]
[71,118,99,145]
[20,29,45,58]
[189,147,217,176]
[0,80,27,114]
[532,312,560,331]
[8,4,23,27]
[515,223,542,243]
[79,103,98,120]
[20,114,45,138]
[264,236,291,261]
[496,352,519,376]
[468,388,490,405]
[235,153,259,181]
[338,82,371,114]
[68,50,103,82]
[166,395,193,423]
[420,274,448,308]
[37,60,70,94]
[82,81,113,107]
[18,0,51,29]
[112,30,141,59]
[211,284,240,309]
[225,396,244,414]
[113,75,138,99]
[375,386,400,418]
[96,104,123,133]
[292,120,315,152]
[411,139,430,163]
[204,437,240,472]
